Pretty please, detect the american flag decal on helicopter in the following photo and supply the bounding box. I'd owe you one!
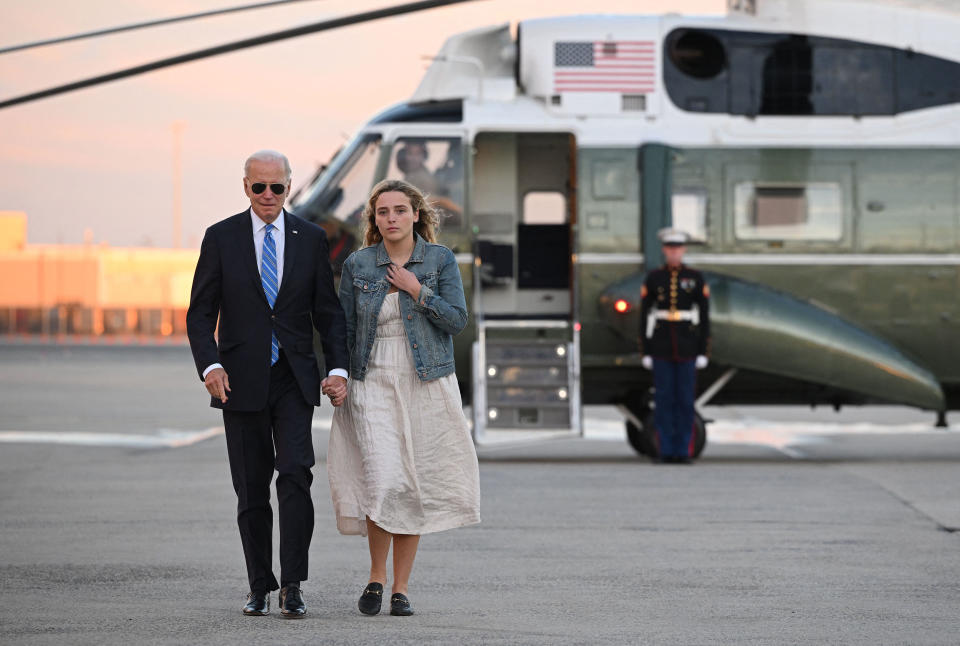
[553,40,657,93]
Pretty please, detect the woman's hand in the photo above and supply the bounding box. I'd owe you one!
[321,375,348,407]
[386,263,421,301]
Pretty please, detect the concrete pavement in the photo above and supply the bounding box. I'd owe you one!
[1,346,958,644]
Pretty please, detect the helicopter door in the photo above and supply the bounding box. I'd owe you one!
[471,132,574,317]
[470,132,581,443]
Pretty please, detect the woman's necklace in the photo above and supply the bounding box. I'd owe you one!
[388,253,411,267]
[385,239,414,268]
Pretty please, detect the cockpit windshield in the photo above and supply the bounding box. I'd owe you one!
[289,131,467,271]
[292,133,383,227]
[290,133,383,272]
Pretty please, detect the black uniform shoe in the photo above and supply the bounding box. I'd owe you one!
[390,593,414,616]
[358,582,383,615]
[242,590,269,616]
[279,584,306,618]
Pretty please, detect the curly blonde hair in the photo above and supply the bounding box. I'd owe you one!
[362,179,439,247]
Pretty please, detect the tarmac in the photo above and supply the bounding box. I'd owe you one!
[1,346,959,645]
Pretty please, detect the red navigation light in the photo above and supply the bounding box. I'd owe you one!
[614,299,630,313]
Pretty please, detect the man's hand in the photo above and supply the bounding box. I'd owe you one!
[695,355,709,370]
[641,356,653,370]
[386,263,421,301]
[204,367,230,403]
[321,375,348,407]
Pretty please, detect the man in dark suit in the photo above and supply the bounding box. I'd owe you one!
[187,150,349,618]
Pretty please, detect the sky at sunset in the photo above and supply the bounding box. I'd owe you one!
[0,0,723,248]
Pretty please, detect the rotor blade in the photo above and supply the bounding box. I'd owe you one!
[0,0,327,55]
[0,0,480,110]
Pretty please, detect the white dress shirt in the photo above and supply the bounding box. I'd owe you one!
[203,208,348,382]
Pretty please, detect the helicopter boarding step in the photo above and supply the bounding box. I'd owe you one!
[472,320,582,446]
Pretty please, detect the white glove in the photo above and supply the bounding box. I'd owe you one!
[695,355,709,370]
[641,356,653,370]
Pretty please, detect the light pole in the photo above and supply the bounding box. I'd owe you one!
[172,121,186,249]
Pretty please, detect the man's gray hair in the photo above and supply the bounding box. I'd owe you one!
[244,150,292,180]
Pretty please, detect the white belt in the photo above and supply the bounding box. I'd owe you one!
[654,310,697,322]
[646,305,700,338]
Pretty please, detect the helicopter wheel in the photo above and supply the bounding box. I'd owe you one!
[626,419,657,456]
[626,410,707,459]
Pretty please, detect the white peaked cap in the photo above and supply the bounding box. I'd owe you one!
[658,227,689,246]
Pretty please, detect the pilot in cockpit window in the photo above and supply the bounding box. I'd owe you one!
[391,139,464,228]
[395,142,438,195]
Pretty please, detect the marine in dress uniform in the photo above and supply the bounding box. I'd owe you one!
[639,228,711,464]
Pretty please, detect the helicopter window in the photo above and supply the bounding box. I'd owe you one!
[734,182,843,241]
[386,137,464,229]
[523,192,566,225]
[328,137,381,223]
[664,28,960,116]
[292,133,382,229]
[668,29,726,80]
[672,191,708,243]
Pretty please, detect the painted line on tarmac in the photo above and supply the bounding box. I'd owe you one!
[585,418,953,457]
[0,427,224,448]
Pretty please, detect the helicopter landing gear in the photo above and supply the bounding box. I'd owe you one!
[618,400,707,459]
[625,417,657,457]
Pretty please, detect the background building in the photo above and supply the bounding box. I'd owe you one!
[0,211,197,343]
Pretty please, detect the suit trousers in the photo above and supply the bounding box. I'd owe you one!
[223,350,315,593]
[652,358,697,458]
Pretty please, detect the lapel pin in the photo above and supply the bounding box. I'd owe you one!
[292,229,298,234]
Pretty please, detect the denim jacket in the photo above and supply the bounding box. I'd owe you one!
[339,234,468,381]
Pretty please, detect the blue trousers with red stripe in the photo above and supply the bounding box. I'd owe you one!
[652,358,696,458]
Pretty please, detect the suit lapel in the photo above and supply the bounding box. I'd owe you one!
[238,211,269,306]
[276,210,299,304]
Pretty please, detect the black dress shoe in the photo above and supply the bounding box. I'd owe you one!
[358,582,383,615]
[242,590,269,616]
[279,585,306,618]
[390,593,414,616]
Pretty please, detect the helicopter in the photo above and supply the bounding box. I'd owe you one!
[289,0,960,456]
[5,0,959,457]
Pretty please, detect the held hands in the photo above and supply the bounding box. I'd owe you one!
[641,356,653,371]
[204,367,231,403]
[695,355,709,370]
[386,263,421,301]
[321,375,348,407]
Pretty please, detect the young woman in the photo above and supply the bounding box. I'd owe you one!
[326,179,481,617]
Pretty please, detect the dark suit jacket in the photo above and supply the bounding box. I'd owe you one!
[186,209,349,411]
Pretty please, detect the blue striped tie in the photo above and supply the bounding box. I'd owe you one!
[261,223,280,365]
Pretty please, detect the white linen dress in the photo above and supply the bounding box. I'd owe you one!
[328,291,481,536]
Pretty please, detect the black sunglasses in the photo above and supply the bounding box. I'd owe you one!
[250,182,286,195]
